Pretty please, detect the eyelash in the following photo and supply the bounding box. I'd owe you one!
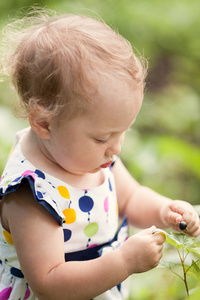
[94,138,109,144]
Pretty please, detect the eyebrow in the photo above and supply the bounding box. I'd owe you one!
[91,118,136,137]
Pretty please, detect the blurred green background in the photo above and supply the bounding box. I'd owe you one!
[0,0,200,299]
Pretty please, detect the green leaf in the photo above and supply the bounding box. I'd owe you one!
[189,287,200,300]
[154,228,197,251]
[160,260,180,269]
[153,228,184,249]
[186,247,200,258]
[169,232,196,248]
[186,260,200,281]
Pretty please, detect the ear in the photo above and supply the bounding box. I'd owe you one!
[29,107,51,139]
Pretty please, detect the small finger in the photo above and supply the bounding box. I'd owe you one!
[168,211,183,225]
[192,226,200,237]
[187,220,200,237]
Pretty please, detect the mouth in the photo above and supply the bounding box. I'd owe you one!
[100,161,113,168]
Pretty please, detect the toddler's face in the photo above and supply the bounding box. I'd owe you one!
[44,77,143,176]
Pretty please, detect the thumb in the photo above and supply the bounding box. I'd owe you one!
[139,226,156,236]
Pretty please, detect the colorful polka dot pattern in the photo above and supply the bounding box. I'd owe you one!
[1,166,118,250]
[3,231,13,244]
[63,208,76,224]
[0,287,12,299]
[0,286,30,300]
[0,140,119,299]
[1,162,118,251]
[57,182,118,248]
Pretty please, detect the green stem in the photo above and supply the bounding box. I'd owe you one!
[177,248,189,297]
[168,267,184,282]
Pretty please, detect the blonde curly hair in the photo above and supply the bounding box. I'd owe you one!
[1,8,147,121]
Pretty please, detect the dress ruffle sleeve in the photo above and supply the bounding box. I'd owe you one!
[0,144,65,226]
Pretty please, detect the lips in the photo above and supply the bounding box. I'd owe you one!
[100,161,113,168]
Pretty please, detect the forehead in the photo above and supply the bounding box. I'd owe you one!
[83,76,143,132]
[57,76,144,136]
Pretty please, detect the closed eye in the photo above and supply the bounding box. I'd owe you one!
[93,138,109,144]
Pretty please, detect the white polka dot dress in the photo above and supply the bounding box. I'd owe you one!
[0,132,129,299]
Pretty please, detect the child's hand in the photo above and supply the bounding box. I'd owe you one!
[160,200,200,237]
[119,226,165,275]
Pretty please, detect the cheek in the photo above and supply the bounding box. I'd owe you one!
[59,137,104,167]
[121,133,125,145]
[79,144,105,163]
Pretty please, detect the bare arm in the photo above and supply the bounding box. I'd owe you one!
[113,158,172,227]
[114,158,200,236]
[1,182,165,300]
[2,184,128,300]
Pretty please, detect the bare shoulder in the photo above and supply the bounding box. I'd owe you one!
[0,184,33,232]
[1,182,59,233]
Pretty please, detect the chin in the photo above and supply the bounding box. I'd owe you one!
[88,167,101,174]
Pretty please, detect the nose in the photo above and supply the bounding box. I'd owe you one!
[105,133,124,157]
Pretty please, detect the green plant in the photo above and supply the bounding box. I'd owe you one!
[154,224,200,298]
